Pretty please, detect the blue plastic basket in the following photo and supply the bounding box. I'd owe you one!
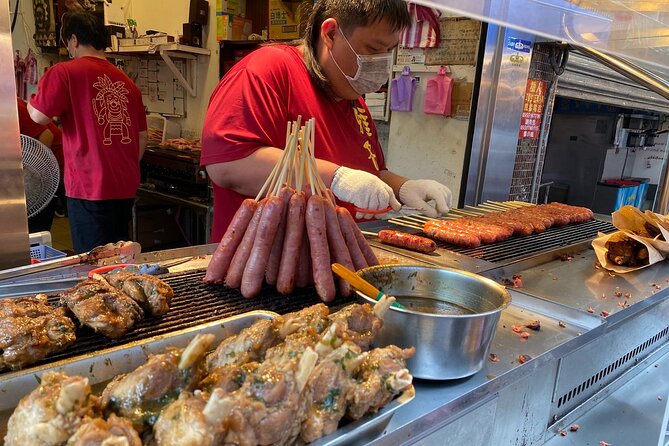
[30,244,67,261]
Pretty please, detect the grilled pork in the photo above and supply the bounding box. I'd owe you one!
[66,414,141,446]
[60,277,144,339]
[0,294,76,370]
[104,270,174,317]
[5,371,98,446]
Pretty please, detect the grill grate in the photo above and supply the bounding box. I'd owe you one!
[442,219,615,263]
[3,271,355,375]
[384,202,616,264]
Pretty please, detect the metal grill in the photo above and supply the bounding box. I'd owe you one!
[385,202,616,264]
[442,219,614,263]
[4,271,354,375]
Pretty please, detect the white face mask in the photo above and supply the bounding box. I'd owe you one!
[329,26,393,96]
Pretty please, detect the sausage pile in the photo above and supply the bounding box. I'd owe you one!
[423,202,594,248]
[204,118,379,301]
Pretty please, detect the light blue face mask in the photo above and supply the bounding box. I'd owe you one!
[329,26,393,96]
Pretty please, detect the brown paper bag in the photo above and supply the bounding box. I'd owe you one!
[611,206,669,255]
[592,230,665,273]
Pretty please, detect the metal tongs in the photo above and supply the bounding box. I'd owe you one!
[0,241,142,282]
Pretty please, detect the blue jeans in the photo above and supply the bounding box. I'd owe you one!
[67,197,134,253]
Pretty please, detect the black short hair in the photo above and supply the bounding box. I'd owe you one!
[301,0,411,87]
[61,11,108,50]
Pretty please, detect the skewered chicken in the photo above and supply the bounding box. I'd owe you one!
[199,362,258,394]
[300,341,366,443]
[102,334,215,430]
[205,318,282,372]
[104,270,174,317]
[0,295,76,370]
[152,390,228,446]
[347,345,415,420]
[5,371,98,446]
[327,300,388,351]
[60,277,144,339]
[66,414,141,446]
[277,303,330,338]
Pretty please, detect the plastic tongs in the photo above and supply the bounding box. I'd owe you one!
[0,241,142,282]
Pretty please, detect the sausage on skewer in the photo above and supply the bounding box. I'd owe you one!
[373,229,437,254]
[306,195,336,302]
[225,199,267,289]
[277,191,306,295]
[265,187,293,286]
[204,199,258,284]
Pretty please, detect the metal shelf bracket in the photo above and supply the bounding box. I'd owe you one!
[159,50,197,97]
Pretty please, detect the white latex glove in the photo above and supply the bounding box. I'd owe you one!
[331,166,401,219]
[399,179,452,218]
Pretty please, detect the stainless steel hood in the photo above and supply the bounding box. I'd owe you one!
[415,0,669,71]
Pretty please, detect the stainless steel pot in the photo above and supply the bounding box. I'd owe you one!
[356,264,511,380]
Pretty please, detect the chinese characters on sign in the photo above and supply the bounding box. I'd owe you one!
[518,79,546,140]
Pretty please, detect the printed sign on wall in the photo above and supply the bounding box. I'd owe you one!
[518,79,546,140]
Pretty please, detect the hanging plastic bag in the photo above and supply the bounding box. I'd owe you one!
[390,66,417,112]
[423,66,453,116]
[401,2,442,48]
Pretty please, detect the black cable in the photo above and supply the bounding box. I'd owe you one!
[549,43,570,76]
[11,0,19,32]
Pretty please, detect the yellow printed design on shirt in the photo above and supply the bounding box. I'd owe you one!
[353,106,378,171]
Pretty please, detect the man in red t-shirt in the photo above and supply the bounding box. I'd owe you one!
[202,0,453,242]
[28,11,147,253]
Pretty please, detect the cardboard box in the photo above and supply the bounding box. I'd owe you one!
[150,35,176,44]
[118,37,135,47]
[217,13,253,41]
[217,0,246,17]
[269,0,311,40]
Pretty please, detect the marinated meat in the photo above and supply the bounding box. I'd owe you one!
[199,362,257,394]
[205,318,282,372]
[347,345,414,420]
[217,348,318,446]
[104,270,174,317]
[66,414,141,446]
[60,278,144,339]
[102,334,214,430]
[300,342,366,443]
[327,303,385,351]
[277,303,330,338]
[152,390,227,446]
[5,371,98,446]
[0,295,76,370]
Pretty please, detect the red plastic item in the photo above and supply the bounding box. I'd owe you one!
[87,264,130,278]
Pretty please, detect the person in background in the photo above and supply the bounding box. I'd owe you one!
[17,96,64,233]
[201,0,453,242]
[28,11,147,253]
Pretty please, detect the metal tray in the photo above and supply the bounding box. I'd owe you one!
[0,310,415,445]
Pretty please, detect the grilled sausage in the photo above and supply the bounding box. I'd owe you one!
[225,199,266,289]
[276,191,306,295]
[306,195,336,302]
[204,199,258,284]
[423,220,481,248]
[241,196,285,298]
[265,187,293,286]
[337,206,367,271]
[324,199,354,297]
[378,230,437,253]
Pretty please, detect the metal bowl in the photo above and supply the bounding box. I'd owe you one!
[356,264,511,380]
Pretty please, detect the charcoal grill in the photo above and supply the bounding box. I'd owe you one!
[3,270,354,375]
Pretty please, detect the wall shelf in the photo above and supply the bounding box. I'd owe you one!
[107,44,210,97]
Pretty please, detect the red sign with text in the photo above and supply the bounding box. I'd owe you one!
[518,79,546,140]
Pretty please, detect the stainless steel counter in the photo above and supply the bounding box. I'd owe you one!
[1,239,668,446]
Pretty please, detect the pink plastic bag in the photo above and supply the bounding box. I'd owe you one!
[390,66,417,112]
[423,66,453,116]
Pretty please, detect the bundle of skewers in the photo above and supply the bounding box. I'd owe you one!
[204,117,379,301]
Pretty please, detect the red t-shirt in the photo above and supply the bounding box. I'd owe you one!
[201,45,387,242]
[16,98,65,176]
[30,56,147,200]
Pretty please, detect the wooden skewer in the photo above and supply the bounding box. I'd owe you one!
[388,219,423,230]
[360,230,377,237]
